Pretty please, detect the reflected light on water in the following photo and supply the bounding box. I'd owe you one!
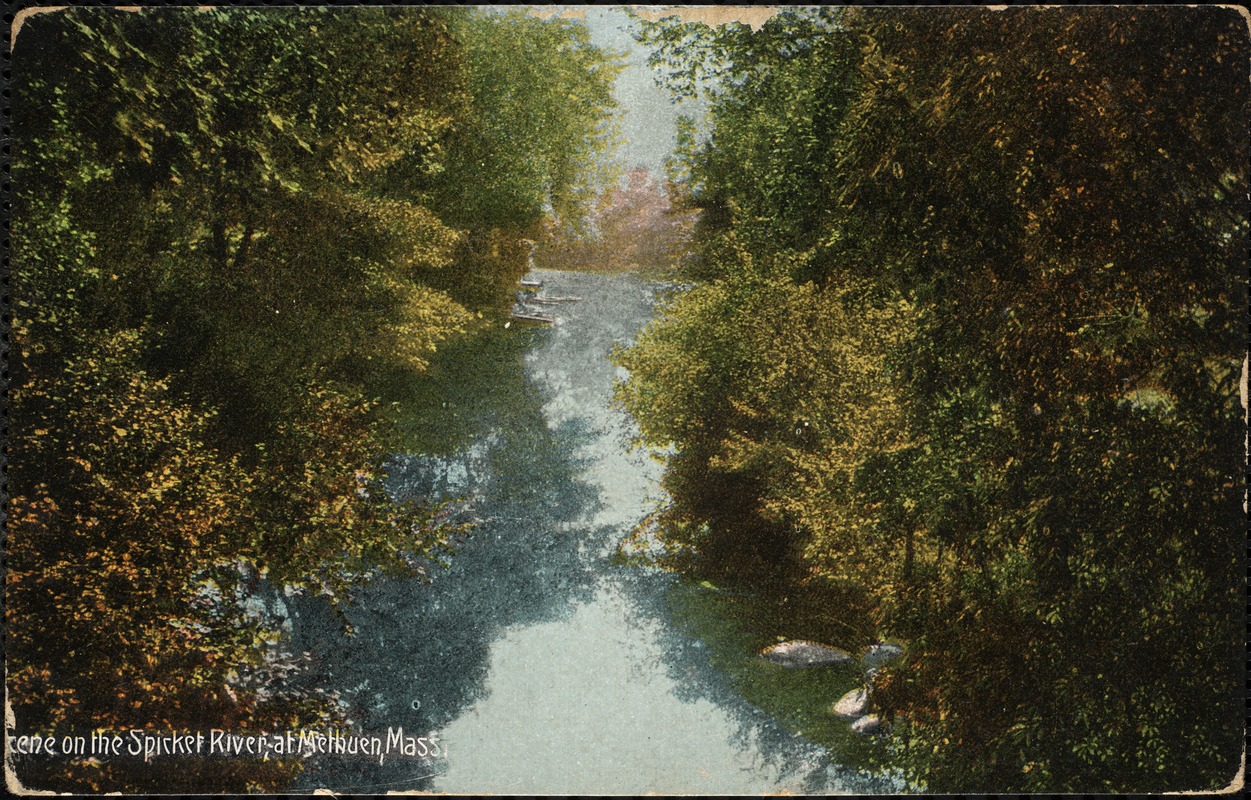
[291,270,897,794]
[434,584,821,795]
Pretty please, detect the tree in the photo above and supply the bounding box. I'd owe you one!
[8,7,619,791]
[620,5,1247,791]
[421,9,623,308]
[539,167,697,273]
[635,7,856,279]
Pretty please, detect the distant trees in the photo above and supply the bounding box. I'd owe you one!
[540,167,697,273]
[617,7,1246,792]
[8,7,618,792]
[417,9,622,307]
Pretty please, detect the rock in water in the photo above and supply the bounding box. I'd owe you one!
[861,642,904,667]
[761,640,853,668]
[851,714,882,735]
[832,688,869,719]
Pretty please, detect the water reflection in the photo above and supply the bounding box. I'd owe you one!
[289,298,611,791]
[616,571,903,794]
[288,271,896,793]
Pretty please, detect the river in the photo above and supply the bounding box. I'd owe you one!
[284,269,898,794]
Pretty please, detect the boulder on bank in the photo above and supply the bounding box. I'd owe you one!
[761,640,853,668]
[832,687,869,719]
[861,642,904,667]
[851,714,882,735]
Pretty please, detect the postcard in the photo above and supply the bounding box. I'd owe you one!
[4,4,1246,795]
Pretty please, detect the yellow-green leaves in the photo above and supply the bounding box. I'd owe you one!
[9,7,613,791]
[623,5,1247,793]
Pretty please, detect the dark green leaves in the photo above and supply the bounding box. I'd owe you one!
[619,6,1246,792]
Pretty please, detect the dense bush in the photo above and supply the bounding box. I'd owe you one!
[7,7,618,791]
[617,7,1246,792]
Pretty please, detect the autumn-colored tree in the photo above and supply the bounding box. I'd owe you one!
[620,6,1246,792]
[540,167,697,273]
[7,7,618,792]
[830,9,1246,791]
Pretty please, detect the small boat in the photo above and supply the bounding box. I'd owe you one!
[519,279,543,292]
[510,311,555,324]
[529,295,582,305]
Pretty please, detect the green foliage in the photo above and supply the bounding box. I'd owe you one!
[433,9,622,231]
[637,7,857,274]
[6,331,316,792]
[832,9,1247,791]
[620,5,1246,792]
[8,7,618,792]
[393,9,625,311]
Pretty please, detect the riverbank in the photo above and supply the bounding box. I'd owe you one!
[664,579,904,781]
[284,269,903,793]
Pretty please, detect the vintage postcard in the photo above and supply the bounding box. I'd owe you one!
[4,3,1247,795]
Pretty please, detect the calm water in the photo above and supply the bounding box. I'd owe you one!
[286,270,895,794]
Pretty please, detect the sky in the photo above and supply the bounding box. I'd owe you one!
[579,7,705,177]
